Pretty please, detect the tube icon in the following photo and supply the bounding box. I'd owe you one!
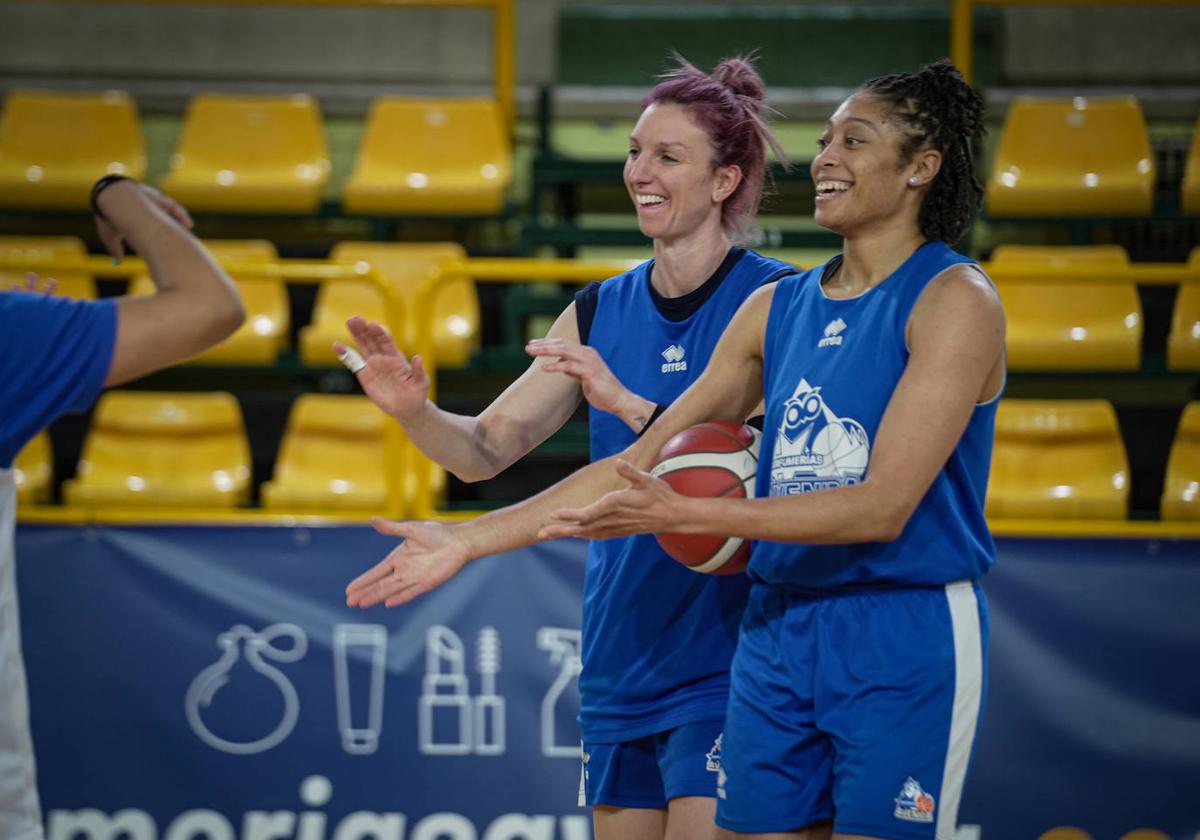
[333,624,388,755]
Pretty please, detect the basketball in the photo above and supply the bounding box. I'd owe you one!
[649,420,761,574]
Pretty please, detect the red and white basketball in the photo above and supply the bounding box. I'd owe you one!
[649,421,760,575]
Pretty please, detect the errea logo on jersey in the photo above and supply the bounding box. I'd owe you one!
[818,318,847,348]
[661,344,688,373]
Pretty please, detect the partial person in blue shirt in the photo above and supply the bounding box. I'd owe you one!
[339,55,794,840]
[0,177,244,840]
[349,60,1005,840]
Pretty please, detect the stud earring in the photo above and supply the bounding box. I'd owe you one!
[908,176,920,186]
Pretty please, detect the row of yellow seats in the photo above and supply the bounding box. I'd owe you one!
[0,236,480,369]
[3,91,1197,220]
[5,235,1198,372]
[987,95,1200,216]
[15,392,444,513]
[0,90,511,215]
[13,394,1200,521]
[988,244,1200,371]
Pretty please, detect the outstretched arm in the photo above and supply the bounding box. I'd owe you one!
[339,304,589,482]
[345,284,776,607]
[100,180,245,386]
[546,265,1006,545]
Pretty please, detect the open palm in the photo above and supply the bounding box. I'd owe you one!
[336,315,429,420]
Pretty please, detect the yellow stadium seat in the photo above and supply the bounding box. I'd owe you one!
[1161,402,1200,521]
[986,96,1154,217]
[0,90,145,210]
[63,391,251,508]
[1038,831,1094,840]
[261,395,387,512]
[159,94,330,213]
[988,245,1142,370]
[342,97,511,215]
[128,239,288,365]
[1166,248,1200,371]
[299,279,384,368]
[0,235,95,299]
[1182,116,1200,215]
[13,432,52,506]
[326,242,479,368]
[987,400,1129,520]
[261,394,444,514]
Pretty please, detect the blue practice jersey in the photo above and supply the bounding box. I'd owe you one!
[576,247,794,742]
[753,241,998,590]
[0,293,117,467]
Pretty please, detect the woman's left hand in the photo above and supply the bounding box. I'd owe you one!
[526,337,631,415]
[538,459,687,540]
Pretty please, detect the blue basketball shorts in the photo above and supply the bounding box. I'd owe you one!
[716,580,988,839]
[579,720,726,809]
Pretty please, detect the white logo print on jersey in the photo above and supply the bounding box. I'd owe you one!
[770,378,869,496]
[818,318,847,348]
[661,344,688,373]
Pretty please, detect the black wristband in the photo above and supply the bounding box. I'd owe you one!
[636,402,667,437]
[89,174,131,220]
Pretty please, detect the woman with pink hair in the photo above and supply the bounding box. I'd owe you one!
[341,55,794,840]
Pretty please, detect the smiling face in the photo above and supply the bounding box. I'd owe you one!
[624,102,740,244]
[811,94,941,239]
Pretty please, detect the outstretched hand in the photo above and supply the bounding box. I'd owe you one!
[11,272,57,295]
[346,518,471,608]
[96,182,193,263]
[526,337,632,417]
[335,316,430,421]
[538,459,687,541]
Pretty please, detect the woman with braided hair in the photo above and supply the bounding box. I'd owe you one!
[349,59,1004,839]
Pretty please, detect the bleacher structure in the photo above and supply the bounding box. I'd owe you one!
[1,0,1198,530]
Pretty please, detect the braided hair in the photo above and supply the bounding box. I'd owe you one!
[645,53,788,237]
[859,59,986,244]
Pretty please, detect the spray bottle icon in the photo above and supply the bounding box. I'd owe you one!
[537,627,583,758]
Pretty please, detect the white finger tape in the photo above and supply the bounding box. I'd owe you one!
[338,346,367,374]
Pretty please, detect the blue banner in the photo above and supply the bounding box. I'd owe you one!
[18,525,591,840]
[14,526,1200,840]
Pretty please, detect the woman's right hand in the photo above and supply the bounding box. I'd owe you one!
[336,316,430,421]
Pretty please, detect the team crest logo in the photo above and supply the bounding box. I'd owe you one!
[705,733,723,772]
[770,378,869,496]
[894,776,936,823]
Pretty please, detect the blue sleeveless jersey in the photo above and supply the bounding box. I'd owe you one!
[581,248,794,741]
[753,241,998,590]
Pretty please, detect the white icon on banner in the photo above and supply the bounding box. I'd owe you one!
[418,625,508,756]
[333,624,388,755]
[185,623,308,755]
[474,626,506,755]
[419,626,471,755]
[538,626,582,759]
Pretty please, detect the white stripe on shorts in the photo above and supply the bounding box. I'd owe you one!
[577,743,587,807]
[937,581,983,840]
